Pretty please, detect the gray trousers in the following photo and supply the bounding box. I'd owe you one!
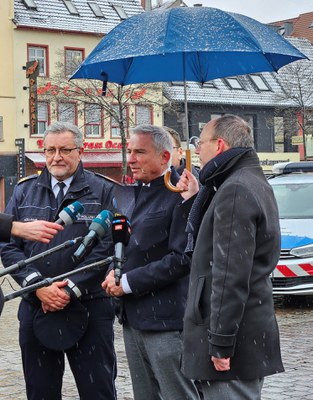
[123,324,200,400]
[201,378,264,400]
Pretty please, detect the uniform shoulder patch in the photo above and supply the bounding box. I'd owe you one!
[17,174,38,185]
[94,172,124,186]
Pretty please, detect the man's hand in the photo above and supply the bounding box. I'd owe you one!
[12,220,64,243]
[102,270,125,297]
[176,169,199,201]
[36,281,70,313]
[211,356,230,371]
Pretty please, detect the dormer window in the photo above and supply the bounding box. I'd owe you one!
[63,0,79,15]
[249,74,271,91]
[88,2,104,18]
[223,77,244,90]
[23,0,37,10]
[112,4,128,20]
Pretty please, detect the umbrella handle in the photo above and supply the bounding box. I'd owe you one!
[164,149,192,192]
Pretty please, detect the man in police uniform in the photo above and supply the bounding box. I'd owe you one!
[0,122,117,400]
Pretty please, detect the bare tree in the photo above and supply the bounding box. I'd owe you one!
[38,54,165,181]
[275,57,313,160]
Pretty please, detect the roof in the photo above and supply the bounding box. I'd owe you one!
[14,0,144,35]
[269,12,313,43]
[164,37,313,108]
[152,0,187,10]
[26,151,123,167]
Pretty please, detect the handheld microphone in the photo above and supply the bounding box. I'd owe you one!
[112,215,131,285]
[55,201,85,226]
[73,210,114,260]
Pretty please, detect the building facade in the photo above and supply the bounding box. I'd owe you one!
[0,0,164,210]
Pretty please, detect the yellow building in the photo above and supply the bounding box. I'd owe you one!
[0,0,164,209]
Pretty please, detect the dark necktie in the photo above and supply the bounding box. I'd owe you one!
[56,182,65,208]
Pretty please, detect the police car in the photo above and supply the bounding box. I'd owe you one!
[268,161,313,296]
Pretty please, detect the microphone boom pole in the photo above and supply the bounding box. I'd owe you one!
[4,256,114,301]
[0,237,84,278]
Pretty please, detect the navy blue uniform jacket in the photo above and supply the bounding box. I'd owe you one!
[0,162,115,302]
[116,176,193,332]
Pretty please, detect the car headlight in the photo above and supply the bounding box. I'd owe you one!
[290,244,313,258]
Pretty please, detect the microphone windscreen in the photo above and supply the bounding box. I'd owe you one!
[89,210,114,239]
[58,201,85,226]
[112,215,131,245]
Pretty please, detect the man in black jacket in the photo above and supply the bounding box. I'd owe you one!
[0,122,117,400]
[102,125,199,400]
[177,114,284,400]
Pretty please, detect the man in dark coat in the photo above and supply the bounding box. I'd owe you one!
[102,125,199,400]
[0,122,117,400]
[177,114,284,400]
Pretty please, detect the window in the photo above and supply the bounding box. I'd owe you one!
[211,114,222,120]
[65,48,84,77]
[62,0,79,15]
[224,77,244,90]
[23,0,37,9]
[249,74,271,91]
[88,1,104,18]
[112,4,128,20]
[28,45,48,77]
[242,115,255,139]
[171,81,185,86]
[57,102,76,124]
[200,81,216,88]
[85,104,102,137]
[36,102,49,135]
[136,105,152,125]
[111,104,128,138]
[274,116,284,152]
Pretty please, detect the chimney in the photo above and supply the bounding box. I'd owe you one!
[141,0,152,11]
[284,22,293,36]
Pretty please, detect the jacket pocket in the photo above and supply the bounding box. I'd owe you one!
[193,276,206,325]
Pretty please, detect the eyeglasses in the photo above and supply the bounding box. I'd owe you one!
[44,147,79,157]
[194,138,217,149]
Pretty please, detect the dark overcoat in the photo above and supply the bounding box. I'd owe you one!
[182,150,284,381]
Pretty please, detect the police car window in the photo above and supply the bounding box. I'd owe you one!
[272,183,313,219]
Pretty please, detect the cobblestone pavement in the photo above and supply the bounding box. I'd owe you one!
[0,277,312,399]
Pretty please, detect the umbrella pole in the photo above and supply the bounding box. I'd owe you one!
[164,57,191,192]
[183,79,192,172]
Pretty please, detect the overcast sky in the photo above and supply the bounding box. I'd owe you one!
[184,0,313,23]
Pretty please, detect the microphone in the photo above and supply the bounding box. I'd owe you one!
[55,201,85,226]
[73,210,114,260]
[0,236,84,277]
[112,215,131,285]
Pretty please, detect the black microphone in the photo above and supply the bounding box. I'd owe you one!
[73,210,114,260]
[112,215,131,286]
[55,201,85,226]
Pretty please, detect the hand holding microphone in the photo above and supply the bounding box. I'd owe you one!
[0,201,85,278]
[10,201,85,244]
[73,210,114,261]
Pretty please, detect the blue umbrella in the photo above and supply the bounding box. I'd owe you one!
[71,6,306,188]
[71,7,305,83]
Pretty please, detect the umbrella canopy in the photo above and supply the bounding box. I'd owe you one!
[71,6,306,191]
[71,6,306,85]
